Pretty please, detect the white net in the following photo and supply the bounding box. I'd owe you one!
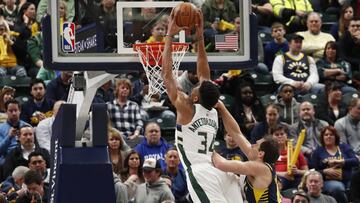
[134,43,189,97]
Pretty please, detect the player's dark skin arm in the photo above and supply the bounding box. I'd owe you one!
[195,10,211,82]
[162,9,194,125]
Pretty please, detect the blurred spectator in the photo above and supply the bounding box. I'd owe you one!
[92,0,117,51]
[36,67,58,85]
[12,2,39,77]
[134,122,172,169]
[252,0,274,29]
[317,0,341,15]
[28,151,50,185]
[201,0,237,40]
[0,166,29,202]
[275,84,300,125]
[306,170,337,203]
[108,127,130,177]
[335,98,360,158]
[315,81,348,125]
[146,20,166,43]
[273,34,323,95]
[230,81,265,140]
[330,3,354,41]
[290,101,329,164]
[35,100,64,152]
[0,99,30,165]
[93,80,114,104]
[177,70,199,95]
[121,151,144,202]
[339,17,360,72]
[264,22,289,71]
[16,170,48,203]
[108,78,144,146]
[27,32,43,74]
[0,0,21,27]
[270,0,313,33]
[311,126,359,203]
[113,172,128,203]
[316,41,357,93]
[350,169,360,202]
[134,158,175,203]
[272,125,308,191]
[350,0,360,18]
[0,21,27,77]
[130,72,149,105]
[45,71,72,101]
[0,194,8,203]
[163,148,189,203]
[251,104,289,143]
[2,125,50,179]
[0,86,15,123]
[20,79,54,126]
[37,0,75,23]
[291,190,310,203]
[353,71,360,91]
[219,129,247,161]
[297,12,335,61]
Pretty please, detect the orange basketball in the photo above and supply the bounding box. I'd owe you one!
[174,3,197,28]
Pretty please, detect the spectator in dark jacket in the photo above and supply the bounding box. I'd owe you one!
[45,71,72,101]
[230,82,265,140]
[315,81,348,126]
[20,79,54,126]
[339,17,360,72]
[2,126,50,179]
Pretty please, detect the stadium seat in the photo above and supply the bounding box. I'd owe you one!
[260,94,277,107]
[342,92,360,106]
[15,95,30,106]
[258,31,272,45]
[249,72,277,97]
[298,93,319,106]
[0,76,31,88]
[321,13,337,33]
[219,94,234,109]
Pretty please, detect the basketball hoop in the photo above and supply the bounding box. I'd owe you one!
[133,42,189,97]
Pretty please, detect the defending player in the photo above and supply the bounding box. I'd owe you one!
[162,8,243,203]
[212,101,282,203]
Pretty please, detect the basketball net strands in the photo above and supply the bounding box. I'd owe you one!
[133,42,189,97]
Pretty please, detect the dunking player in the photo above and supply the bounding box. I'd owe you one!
[212,101,282,203]
[162,8,243,203]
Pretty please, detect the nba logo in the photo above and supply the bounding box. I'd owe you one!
[62,22,75,52]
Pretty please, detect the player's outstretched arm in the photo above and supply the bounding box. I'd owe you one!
[212,152,261,176]
[162,10,184,105]
[195,10,211,82]
[215,101,252,157]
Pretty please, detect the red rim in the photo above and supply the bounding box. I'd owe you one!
[133,42,189,66]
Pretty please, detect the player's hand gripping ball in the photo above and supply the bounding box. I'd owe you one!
[173,3,198,29]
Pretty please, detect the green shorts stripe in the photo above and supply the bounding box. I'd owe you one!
[177,143,210,203]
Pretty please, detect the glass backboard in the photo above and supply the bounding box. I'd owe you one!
[43,0,258,72]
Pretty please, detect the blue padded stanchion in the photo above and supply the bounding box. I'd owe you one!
[49,104,115,203]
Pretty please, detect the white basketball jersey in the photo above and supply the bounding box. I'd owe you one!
[176,104,218,168]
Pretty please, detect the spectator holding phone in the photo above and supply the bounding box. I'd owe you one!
[0,99,29,165]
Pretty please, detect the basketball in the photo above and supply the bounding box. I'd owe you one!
[173,3,197,28]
